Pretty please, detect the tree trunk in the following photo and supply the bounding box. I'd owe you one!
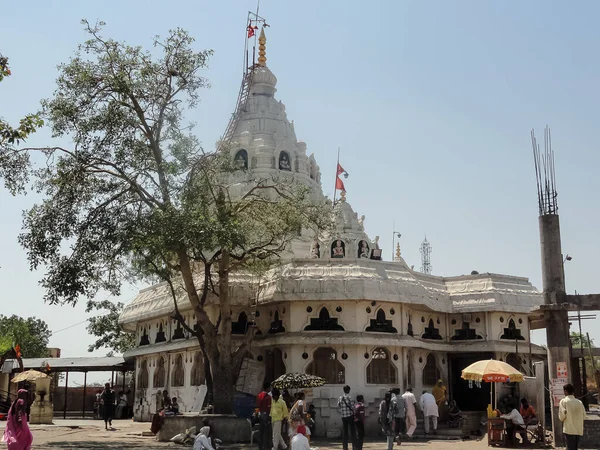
[211,361,235,414]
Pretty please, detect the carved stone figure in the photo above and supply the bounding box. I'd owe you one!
[331,240,345,258]
[279,152,291,171]
[358,240,370,258]
[357,214,365,231]
[374,236,380,249]
[310,241,321,259]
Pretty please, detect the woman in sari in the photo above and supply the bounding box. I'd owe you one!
[2,389,33,450]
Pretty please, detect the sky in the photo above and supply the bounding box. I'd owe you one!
[1,0,600,384]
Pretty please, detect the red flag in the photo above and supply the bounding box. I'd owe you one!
[335,177,346,191]
[247,25,255,38]
[14,344,21,359]
[336,163,346,176]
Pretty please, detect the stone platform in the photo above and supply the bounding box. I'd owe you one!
[157,414,251,443]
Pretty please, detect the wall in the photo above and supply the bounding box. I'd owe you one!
[580,415,600,448]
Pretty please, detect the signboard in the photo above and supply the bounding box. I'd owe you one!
[551,377,568,407]
[236,357,266,395]
[556,362,568,378]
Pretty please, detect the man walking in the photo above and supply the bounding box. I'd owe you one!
[402,387,417,438]
[419,390,439,435]
[559,383,585,450]
[390,388,406,440]
[270,388,289,450]
[257,381,272,450]
[337,385,357,450]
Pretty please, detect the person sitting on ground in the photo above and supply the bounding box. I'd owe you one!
[291,425,310,450]
[193,418,215,450]
[500,404,528,444]
[519,398,536,425]
[447,400,461,428]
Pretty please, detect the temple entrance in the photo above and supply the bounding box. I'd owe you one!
[449,352,493,411]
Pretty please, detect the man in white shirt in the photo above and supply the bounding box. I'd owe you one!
[500,406,527,444]
[419,390,439,434]
[559,383,586,450]
[401,388,418,438]
[291,425,310,450]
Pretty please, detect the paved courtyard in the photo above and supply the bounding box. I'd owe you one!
[28,420,491,450]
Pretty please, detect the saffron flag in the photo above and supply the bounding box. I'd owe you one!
[247,24,256,38]
[337,163,346,176]
[335,177,346,192]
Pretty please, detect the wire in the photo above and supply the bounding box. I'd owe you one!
[53,319,89,334]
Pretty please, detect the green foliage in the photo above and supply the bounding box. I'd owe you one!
[0,54,44,194]
[0,315,50,358]
[571,332,594,348]
[0,21,331,412]
[86,300,136,354]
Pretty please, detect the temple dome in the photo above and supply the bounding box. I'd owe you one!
[252,65,277,88]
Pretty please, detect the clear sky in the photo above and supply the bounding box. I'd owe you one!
[1,0,599,383]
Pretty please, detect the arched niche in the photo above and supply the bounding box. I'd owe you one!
[422,318,442,340]
[191,352,205,386]
[358,240,370,258]
[140,327,150,346]
[305,347,345,384]
[304,307,344,331]
[422,353,442,386]
[331,240,345,258]
[366,347,397,384]
[138,359,149,389]
[232,311,249,335]
[153,356,166,388]
[155,322,166,343]
[279,151,291,171]
[366,309,397,333]
[171,354,185,387]
[500,318,525,340]
[234,149,248,169]
[268,310,286,334]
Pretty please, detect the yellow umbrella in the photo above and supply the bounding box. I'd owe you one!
[461,359,524,383]
[11,370,49,383]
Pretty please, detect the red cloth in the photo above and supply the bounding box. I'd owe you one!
[2,397,33,450]
[336,164,346,176]
[257,391,272,413]
[247,25,255,38]
[335,177,346,192]
[520,405,536,419]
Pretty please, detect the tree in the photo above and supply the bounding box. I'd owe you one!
[0,55,43,194]
[86,300,135,354]
[0,315,51,358]
[1,21,330,413]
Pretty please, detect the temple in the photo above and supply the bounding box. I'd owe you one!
[118,27,545,435]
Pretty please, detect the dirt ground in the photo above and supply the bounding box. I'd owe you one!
[28,419,491,450]
[23,419,589,450]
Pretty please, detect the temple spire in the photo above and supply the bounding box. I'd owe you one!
[258,28,267,66]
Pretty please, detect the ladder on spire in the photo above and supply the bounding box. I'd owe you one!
[217,68,254,152]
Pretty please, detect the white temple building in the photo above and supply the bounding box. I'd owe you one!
[119,28,545,435]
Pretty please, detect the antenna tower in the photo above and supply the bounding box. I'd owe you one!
[420,236,432,274]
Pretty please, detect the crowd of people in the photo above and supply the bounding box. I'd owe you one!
[254,379,456,450]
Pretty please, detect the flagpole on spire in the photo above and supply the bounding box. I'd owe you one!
[333,147,340,206]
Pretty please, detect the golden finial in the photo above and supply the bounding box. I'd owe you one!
[258,28,267,66]
[395,242,401,259]
[339,190,346,202]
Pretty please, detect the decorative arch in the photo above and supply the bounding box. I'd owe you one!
[140,327,150,346]
[422,353,441,386]
[172,319,185,340]
[505,353,521,370]
[451,322,482,340]
[234,149,248,169]
[304,307,344,331]
[268,310,286,334]
[358,240,370,258]
[138,359,149,389]
[171,354,185,387]
[366,309,397,333]
[232,311,249,335]
[279,151,291,171]
[191,352,205,386]
[155,322,166,343]
[305,347,345,384]
[264,348,286,384]
[422,318,442,340]
[366,347,397,384]
[331,240,345,258]
[500,318,525,340]
[153,356,166,388]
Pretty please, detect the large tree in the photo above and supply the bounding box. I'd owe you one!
[1,21,329,412]
[0,315,51,358]
[86,300,136,355]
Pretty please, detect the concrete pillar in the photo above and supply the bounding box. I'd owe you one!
[539,214,572,447]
